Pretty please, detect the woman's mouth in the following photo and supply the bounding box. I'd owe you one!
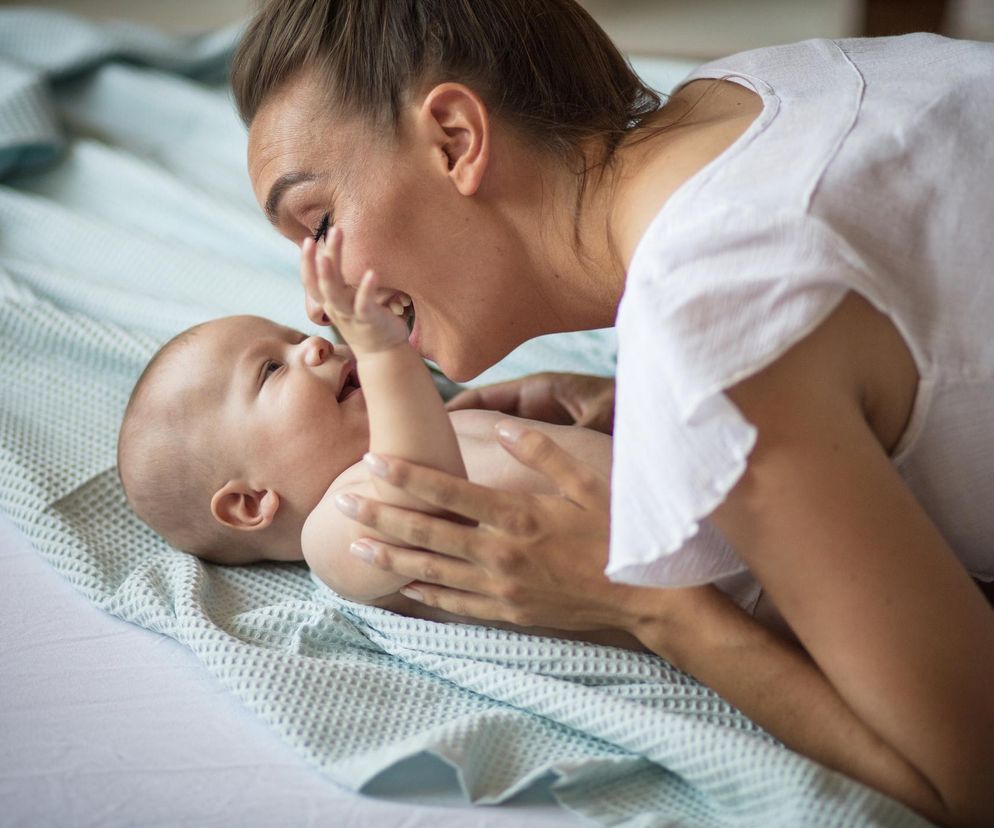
[408,309,420,351]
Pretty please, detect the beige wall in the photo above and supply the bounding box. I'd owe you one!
[578,0,860,59]
[2,0,989,59]
[0,0,255,31]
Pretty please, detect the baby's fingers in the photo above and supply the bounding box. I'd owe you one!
[353,269,380,318]
[315,230,355,314]
[300,237,320,305]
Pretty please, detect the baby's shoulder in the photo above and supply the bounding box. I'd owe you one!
[300,460,372,558]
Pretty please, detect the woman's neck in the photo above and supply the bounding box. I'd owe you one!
[526,96,711,329]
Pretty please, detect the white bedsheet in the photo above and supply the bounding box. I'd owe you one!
[0,510,580,827]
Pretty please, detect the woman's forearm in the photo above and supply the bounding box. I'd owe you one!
[625,587,947,824]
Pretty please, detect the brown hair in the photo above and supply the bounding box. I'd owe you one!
[231,0,664,193]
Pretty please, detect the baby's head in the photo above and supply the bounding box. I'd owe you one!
[117,315,366,564]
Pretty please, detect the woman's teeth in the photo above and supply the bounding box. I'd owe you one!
[386,294,415,333]
[388,294,412,317]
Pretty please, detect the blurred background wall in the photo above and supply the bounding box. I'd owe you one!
[1,0,991,59]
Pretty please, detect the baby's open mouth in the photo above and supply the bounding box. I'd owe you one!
[337,364,361,401]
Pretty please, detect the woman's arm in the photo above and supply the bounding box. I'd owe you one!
[329,296,994,823]
[706,325,994,826]
[336,396,994,825]
[335,428,963,823]
[629,585,951,824]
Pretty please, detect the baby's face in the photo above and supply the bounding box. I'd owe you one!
[165,315,367,525]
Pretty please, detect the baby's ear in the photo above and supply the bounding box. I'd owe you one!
[210,482,280,531]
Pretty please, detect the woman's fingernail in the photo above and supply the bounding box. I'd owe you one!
[334,493,358,517]
[496,420,526,444]
[400,587,423,602]
[350,540,375,562]
[363,452,388,477]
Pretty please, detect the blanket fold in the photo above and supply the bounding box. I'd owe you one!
[0,9,929,827]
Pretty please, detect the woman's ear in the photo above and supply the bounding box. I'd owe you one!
[210,481,280,532]
[419,82,490,196]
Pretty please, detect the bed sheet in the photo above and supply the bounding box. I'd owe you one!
[1,10,933,827]
[0,509,581,828]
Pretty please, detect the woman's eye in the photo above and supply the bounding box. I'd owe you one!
[262,360,282,382]
[311,212,331,243]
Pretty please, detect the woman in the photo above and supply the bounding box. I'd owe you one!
[231,1,994,823]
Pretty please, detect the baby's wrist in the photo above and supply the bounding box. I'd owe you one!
[351,338,411,362]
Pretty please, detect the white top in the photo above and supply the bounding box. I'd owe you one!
[607,34,994,603]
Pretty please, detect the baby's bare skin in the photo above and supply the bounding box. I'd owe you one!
[297,227,649,651]
[325,408,646,651]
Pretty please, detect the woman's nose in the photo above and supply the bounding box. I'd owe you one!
[305,291,330,325]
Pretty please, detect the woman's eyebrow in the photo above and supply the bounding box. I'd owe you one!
[264,171,318,226]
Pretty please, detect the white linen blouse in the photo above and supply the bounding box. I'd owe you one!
[607,34,994,609]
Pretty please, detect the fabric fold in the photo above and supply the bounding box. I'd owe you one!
[0,11,931,826]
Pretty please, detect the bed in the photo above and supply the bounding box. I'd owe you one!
[0,8,930,827]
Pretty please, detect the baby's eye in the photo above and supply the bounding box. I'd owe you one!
[262,360,282,382]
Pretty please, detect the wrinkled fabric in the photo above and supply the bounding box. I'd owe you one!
[0,10,932,826]
[610,35,994,589]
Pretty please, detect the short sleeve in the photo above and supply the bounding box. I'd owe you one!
[606,201,864,587]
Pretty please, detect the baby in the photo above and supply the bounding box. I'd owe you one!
[117,228,639,649]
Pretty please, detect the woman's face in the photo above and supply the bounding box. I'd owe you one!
[247,72,556,382]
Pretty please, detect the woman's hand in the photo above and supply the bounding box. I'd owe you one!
[340,420,645,632]
[300,227,408,356]
[446,372,615,434]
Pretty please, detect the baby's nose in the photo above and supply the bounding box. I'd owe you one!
[303,336,333,367]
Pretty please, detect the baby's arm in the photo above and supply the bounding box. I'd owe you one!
[307,226,466,504]
[301,477,411,603]
[299,228,465,602]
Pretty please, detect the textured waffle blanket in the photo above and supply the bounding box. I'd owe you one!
[0,9,928,826]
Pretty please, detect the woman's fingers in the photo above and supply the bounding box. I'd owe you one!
[361,456,527,530]
[341,492,487,560]
[495,420,608,507]
[352,539,485,594]
[444,381,522,413]
[445,374,578,425]
[399,582,511,624]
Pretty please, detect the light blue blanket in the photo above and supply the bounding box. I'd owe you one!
[0,9,929,826]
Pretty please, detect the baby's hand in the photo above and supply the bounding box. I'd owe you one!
[301,226,409,356]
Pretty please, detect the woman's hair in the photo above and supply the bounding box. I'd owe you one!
[231,0,664,192]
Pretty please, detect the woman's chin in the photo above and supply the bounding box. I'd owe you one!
[435,345,510,384]
[422,319,523,383]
